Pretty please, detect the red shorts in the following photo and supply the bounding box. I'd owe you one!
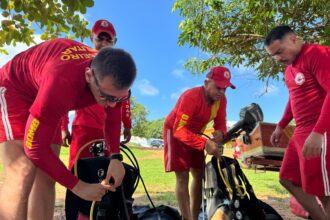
[280,129,330,196]
[68,125,105,170]
[0,85,61,144]
[163,126,204,172]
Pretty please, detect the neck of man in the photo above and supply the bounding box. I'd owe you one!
[203,86,213,105]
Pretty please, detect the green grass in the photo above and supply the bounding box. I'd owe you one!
[119,147,289,206]
[0,146,290,207]
[244,169,288,196]
[63,146,287,197]
[122,147,177,205]
[60,146,70,165]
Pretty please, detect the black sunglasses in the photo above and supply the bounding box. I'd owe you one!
[92,69,131,102]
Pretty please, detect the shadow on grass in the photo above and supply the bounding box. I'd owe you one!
[133,191,177,207]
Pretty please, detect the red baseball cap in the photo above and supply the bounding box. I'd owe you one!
[92,19,116,39]
[206,66,236,89]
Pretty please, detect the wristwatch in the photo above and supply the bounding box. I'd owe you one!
[110,153,123,161]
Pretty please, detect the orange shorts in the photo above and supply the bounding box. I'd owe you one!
[0,85,61,144]
[280,128,330,196]
[163,126,204,172]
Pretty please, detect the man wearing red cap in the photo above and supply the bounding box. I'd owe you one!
[163,66,235,220]
[61,19,132,171]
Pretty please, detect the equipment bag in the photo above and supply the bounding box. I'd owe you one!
[205,156,283,220]
[65,142,139,220]
[133,205,181,220]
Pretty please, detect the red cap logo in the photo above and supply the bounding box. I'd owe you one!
[206,66,236,89]
[92,19,116,39]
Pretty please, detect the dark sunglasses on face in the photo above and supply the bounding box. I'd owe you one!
[92,69,131,102]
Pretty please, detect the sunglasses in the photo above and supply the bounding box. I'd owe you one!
[92,69,131,102]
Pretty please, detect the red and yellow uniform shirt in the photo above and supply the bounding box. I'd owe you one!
[164,86,227,150]
[0,38,122,189]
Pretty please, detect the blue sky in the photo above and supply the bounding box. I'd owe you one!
[0,0,289,124]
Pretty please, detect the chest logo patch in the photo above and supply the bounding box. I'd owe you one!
[295,72,305,85]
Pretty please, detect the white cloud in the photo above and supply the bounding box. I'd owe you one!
[255,84,279,97]
[227,120,237,128]
[0,35,43,67]
[171,68,185,78]
[170,87,190,100]
[232,65,257,78]
[137,79,159,96]
[176,59,185,65]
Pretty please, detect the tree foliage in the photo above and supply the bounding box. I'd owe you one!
[144,118,165,139]
[130,97,150,137]
[0,0,94,54]
[173,0,330,80]
[130,98,164,139]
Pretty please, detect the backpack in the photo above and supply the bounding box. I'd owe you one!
[65,143,139,220]
[132,205,181,220]
[204,156,283,220]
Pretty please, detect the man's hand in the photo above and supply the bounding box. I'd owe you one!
[205,139,223,158]
[270,125,283,147]
[71,180,114,201]
[61,130,72,147]
[121,128,132,144]
[212,130,224,144]
[302,132,323,159]
[103,158,125,189]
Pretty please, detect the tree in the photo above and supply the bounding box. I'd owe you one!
[173,0,330,80]
[144,118,165,139]
[0,0,94,54]
[130,97,150,137]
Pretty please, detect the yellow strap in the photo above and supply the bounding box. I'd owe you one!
[90,201,96,220]
[72,138,105,220]
[73,138,104,176]
[217,159,248,199]
[217,159,233,196]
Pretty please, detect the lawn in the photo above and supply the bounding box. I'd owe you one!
[0,146,297,219]
[0,146,288,203]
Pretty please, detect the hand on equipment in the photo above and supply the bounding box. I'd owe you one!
[205,139,223,158]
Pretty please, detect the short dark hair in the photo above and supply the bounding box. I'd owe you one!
[264,25,294,46]
[91,47,136,89]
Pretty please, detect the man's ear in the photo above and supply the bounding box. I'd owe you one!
[204,78,210,87]
[85,67,93,83]
[289,33,297,44]
[90,32,95,41]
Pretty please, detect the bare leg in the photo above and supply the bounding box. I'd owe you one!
[28,144,61,220]
[175,171,192,220]
[280,179,326,220]
[0,140,36,220]
[190,168,203,220]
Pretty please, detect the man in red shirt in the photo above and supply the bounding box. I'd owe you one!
[163,66,235,220]
[0,39,136,220]
[61,19,132,170]
[265,25,330,219]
